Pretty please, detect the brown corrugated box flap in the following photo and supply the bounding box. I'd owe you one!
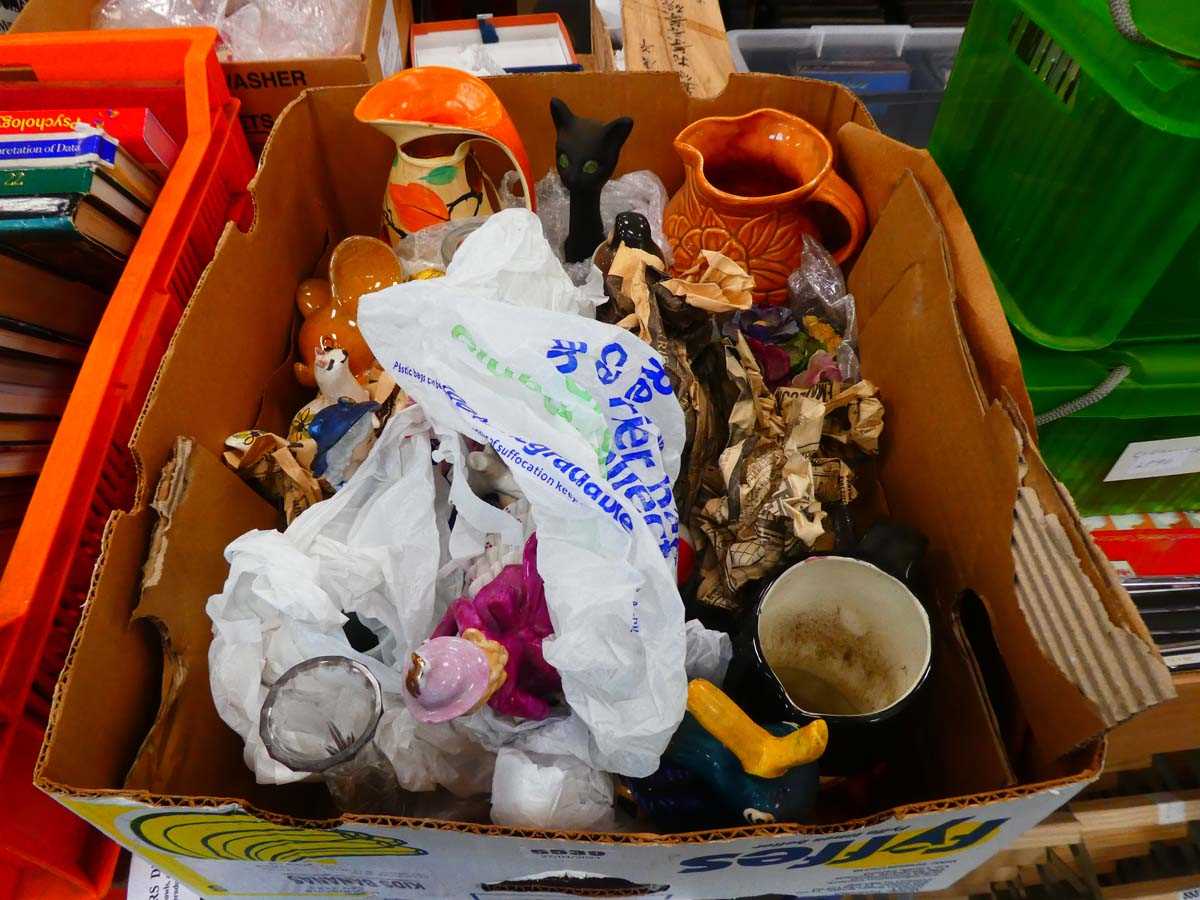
[124,435,330,811]
[127,438,275,792]
[844,159,1174,766]
[1010,401,1173,722]
[835,123,1035,432]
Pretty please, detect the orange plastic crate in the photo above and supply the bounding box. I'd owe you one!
[0,28,254,896]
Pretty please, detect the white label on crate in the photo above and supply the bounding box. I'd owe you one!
[377,0,404,76]
[1167,652,1200,670]
[128,855,201,900]
[1109,559,1137,578]
[1104,436,1200,482]
[1154,794,1187,825]
[1178,887,1200,900]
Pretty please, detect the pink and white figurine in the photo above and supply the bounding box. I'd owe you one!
[401,628,508,724]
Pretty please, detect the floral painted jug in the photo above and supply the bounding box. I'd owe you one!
[664,109,866,305]
[386,138,492,242]
[355,67,535,248]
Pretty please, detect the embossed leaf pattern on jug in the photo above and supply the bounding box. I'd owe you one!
[666,182,807,306]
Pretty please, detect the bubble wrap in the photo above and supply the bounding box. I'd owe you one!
[787,233,862,383]
[534,168,671,285]
[94,0,367,61]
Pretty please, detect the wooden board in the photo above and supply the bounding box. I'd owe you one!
[621,0,734,97]
[590,0,616,73]
[1103,873,1200,899]
[928,779,1200,897]
[1073,787,1200,835]
[1108,670,1200,769]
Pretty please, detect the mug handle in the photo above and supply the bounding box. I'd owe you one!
[810,170,867,265]
[854,521,928,585]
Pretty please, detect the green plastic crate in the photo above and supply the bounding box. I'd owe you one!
[1023,337,1200,515]
[930,0,1200,351]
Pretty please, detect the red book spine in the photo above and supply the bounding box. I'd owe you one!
[0,108,179,175]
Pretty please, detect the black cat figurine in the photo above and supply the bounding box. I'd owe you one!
[550,97,633,263]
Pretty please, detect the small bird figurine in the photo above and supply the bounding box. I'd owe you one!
[307,398,379,480]
[288,347,380,490]
[289,347,370,442]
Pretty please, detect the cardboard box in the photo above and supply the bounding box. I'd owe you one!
[10,0,413,152]
[34,73,1175,898]
[412,14,581,73]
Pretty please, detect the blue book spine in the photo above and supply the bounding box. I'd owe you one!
[0,132,118,168]
[0,215,78,238]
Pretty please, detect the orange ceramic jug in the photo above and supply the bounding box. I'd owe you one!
[664,109,866,306]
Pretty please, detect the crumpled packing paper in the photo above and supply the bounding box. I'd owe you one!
[660,249,754,313]
[600,245,736,521]
[693,334,885,613]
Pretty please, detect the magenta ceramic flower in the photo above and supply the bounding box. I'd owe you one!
[799,350,842,386]
[745,335,793,387]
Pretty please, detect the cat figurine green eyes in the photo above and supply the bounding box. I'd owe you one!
[550,97,633,263]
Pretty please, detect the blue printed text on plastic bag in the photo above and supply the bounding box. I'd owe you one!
[380,294,685,563]
[324,209,688,778]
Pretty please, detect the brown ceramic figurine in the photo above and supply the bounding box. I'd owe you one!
[663,109,866,305]
[295,236,406,387]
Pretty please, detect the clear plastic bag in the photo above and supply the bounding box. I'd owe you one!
[93,0,367,61]
[787,233,862,384]
[94,0,223,29]
[221,0,366,61]
[535,169,671,285]
[394,216,487,276]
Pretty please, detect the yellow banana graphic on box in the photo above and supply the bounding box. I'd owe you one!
[130,810,426,862]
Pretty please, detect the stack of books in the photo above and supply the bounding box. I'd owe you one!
[0,107,178,562]
[1126,576,1200,673]
[0,107,177,287]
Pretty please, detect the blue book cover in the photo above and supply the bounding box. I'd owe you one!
[0,131,119,169]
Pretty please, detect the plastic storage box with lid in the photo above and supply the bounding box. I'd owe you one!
[727,25,963,146]
[1023,336,1200,516]
[928,0,1200,352]
[0,27,254,898]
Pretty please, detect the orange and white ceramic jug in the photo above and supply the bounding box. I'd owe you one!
[664,109,866,306]
[355,67,535,248]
